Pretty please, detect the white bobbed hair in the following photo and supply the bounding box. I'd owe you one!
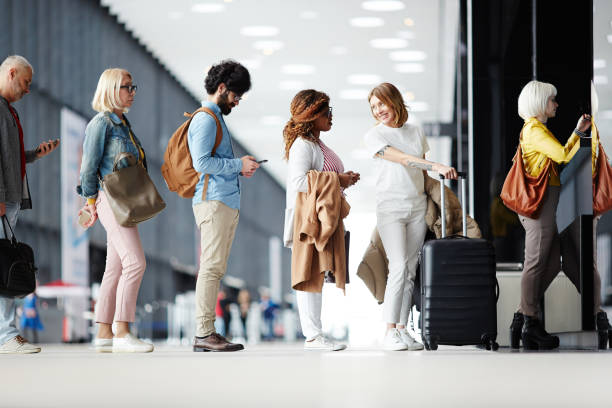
[91,68,131,113]
[517,80,557,120]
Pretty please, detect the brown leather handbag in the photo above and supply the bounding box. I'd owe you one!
[101,153,166,227]
[593,127,612,215]
[500,133,552,218]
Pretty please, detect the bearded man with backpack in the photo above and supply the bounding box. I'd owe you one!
[163,60,258,352]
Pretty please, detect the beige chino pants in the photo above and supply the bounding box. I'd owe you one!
[193,200,239,337]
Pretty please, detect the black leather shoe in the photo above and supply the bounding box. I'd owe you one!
[596,311,611,350]
[509,312,524,349]
[521,316,559,350]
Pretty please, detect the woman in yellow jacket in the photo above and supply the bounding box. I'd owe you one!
[509,80,591,350]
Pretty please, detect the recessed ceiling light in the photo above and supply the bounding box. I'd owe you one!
[261,116,284,126]
[403,17,414,26]
[404,91,415,101]
[191,3,225,13]
[389,50,427,61]
[347,74,382,85]
[253,40,284,53]
[281,64,315,75]
[370,38,408,49]
[168,11,183,20]
[594,75,609,85]
[300,11,318,19]
[240,26,279,37]
[350,17,385,28]
[408,101,429,112]
[594,59,607,69]
[394,63,425,73]
[340,89,369,100]
[330,46,349,55]
[362,1,405,12]
[279,80,305,91]
[607,34,612,44]
[396,30,415,39]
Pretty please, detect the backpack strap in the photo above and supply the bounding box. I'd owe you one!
[185,107,223,201]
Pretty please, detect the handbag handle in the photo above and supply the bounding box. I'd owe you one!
[1,215,17,245]
[112,152,137,172]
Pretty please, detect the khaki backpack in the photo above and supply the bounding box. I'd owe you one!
[161,107,223,199]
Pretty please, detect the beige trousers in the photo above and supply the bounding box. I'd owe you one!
[193,200,239,337]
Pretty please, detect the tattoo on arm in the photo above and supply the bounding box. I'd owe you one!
[405,161,433,171]
[375,145,391,157]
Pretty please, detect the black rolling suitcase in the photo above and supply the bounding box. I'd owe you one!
[420,173,498,351]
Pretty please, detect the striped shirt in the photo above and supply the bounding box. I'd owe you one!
[318,139,344,174]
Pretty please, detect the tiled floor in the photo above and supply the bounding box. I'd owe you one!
[3,342,610,408]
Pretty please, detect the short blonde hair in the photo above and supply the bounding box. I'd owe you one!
[368,82,409,127]
[517,80,557,120]
[91,68,131,113]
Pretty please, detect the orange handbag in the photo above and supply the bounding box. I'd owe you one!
[500,132,552,218]
[593,139,612,216]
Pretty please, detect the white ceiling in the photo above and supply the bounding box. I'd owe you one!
[101,0,458,212]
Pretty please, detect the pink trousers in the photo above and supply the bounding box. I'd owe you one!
[94,191,146,324]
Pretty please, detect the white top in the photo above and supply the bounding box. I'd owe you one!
[363,123,430,214]
[283,137,324,247]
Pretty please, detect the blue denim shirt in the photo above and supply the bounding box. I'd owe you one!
[187,101,243,209]
[77,112,145,199]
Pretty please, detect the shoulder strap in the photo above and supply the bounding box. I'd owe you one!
[187,107,223,201]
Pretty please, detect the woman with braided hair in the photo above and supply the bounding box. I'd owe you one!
[283,89,359,351]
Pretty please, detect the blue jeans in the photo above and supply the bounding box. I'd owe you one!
[0,202,22,344]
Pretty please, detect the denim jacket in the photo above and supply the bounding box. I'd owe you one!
[77,112,146,199]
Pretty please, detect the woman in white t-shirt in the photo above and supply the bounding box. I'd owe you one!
[283,89,360,351]
[364,83,457,351]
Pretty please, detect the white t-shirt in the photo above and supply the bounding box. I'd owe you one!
[364,123,430,214]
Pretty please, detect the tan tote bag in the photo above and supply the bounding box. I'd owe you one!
[101,152,166,227]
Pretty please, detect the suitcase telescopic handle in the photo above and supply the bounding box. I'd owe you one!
[438,172,468,238]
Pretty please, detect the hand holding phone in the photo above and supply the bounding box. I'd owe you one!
[35,139,60,155]
[257,159,268,164]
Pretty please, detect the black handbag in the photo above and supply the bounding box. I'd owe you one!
[0,216,37,298]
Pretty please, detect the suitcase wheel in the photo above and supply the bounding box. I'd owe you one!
[491,341,499,351]
[423,336,437,351]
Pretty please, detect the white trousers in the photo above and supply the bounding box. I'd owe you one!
[377,208,427,325]
[295,290,322,340]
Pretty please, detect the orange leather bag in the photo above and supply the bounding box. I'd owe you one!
[500,132,552,218]
[593,129,612,216]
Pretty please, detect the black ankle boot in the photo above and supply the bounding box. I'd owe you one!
[509,312,524,349]
[521,316,559,350]
[596,311,611,350]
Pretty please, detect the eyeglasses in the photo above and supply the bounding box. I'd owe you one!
[120,85,138,93]
[224,90,242,103]
[327,106,333,118]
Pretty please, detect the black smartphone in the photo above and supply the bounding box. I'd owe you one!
[257,159,268,164]
[36,139,59,154]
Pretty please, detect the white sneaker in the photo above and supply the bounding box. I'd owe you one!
[383,329,408,351]
[304,335,347,351]
[112,334,153,353]
[398,329,424,351]
[0,335,41,354]
[93,337,113,353]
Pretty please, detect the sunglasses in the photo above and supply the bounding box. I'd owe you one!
[120,85,138,93]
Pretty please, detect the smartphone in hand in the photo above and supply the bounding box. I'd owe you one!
[257,159,268,164]
[36,139,60,154]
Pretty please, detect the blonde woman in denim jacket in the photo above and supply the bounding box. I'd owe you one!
[78,68,152,353]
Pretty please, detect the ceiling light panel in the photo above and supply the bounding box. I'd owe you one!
[240,26,279,37]
[370,38,408,49]
[253,40,284,52]
[350,17,385,28]
[362,1,405,12]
